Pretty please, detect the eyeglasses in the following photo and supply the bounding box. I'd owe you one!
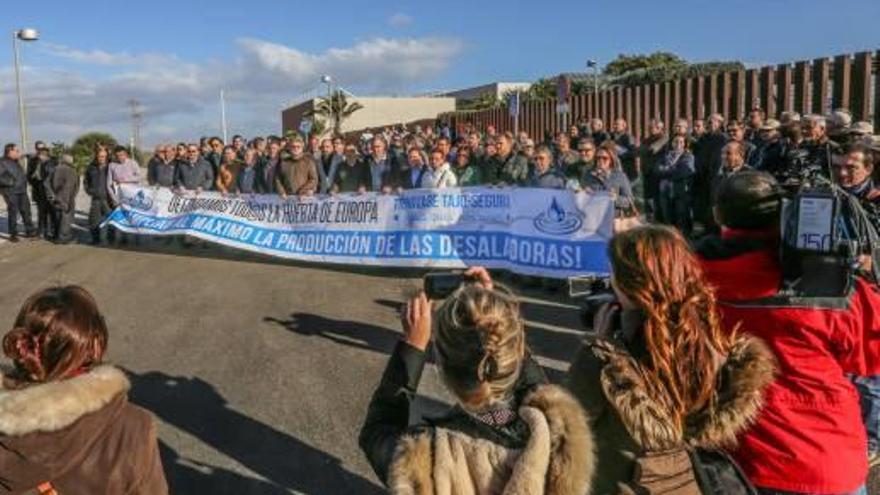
[596,155,612,161]
[579,148,595,153]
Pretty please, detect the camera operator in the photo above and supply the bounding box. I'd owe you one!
[567,225,775,493]
[359,269,594,493]
[695,171,879,494]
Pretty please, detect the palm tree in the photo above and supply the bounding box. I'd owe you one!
[306,90,364,137]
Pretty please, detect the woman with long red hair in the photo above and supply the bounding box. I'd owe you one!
[0,286,167,494]
[568,224,776,493]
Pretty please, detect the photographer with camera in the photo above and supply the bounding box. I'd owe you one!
[567,225,775,494]
[696,171,879,494]
[359,269,594,494]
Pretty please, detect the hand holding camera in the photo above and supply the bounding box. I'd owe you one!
[401,292,432,351]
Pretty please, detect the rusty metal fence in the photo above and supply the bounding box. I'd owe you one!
[440,50,880,142]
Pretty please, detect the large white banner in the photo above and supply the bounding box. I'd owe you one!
[104,185,614,278]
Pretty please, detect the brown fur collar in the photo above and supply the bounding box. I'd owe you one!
[387,384,595,495]
[0,365,130,437]
[597,335,776,452]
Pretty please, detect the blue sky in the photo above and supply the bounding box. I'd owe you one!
[2,0,878,146]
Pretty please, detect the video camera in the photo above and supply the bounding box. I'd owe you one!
[780,175,880,297]
[775,148,826,194]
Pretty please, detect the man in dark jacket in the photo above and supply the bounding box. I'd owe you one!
[255,141,281,194]
[527,147,566,188]
[696,171,879,494]
[147,145,176,188]
[362,136,403,193]
[692,114,729,229]
[83,148,112,245]
[589,118,611,145]
[0,143,35,242]
[490,132,529,186]
[174,144,214,191]
[610,118,637,180]
[45,154,80,244]
[26,143,55,238]
[638,119,668,218]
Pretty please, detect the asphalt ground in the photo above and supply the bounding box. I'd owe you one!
[0,219,586,494]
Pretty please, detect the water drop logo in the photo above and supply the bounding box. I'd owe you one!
[124,190,154,211]
[533,197,582,235]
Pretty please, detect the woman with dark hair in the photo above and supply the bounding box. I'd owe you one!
[359,272,595,494]
[581,142,635,215]
[568,225,776,494]
[0,286,167,494]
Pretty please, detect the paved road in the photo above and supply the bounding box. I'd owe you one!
[0,235,585,494]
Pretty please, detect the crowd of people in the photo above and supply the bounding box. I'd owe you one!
[1,107,880,494]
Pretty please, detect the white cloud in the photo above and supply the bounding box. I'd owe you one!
[0,36,463,147]
[387,13,413,28]
[40,42,177,66]
[235,37,463,92]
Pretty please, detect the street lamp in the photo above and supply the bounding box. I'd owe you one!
[320,74,333,99]
[13,28,39,157]
[586,59,599,95]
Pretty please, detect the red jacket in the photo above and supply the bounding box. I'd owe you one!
[697,229,876,494]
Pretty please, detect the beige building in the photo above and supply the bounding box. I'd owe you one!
[442,82,532,102]
[282,96,456,136]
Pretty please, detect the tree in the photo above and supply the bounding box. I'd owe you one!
[306,90,364,137]
[458,92,501,111]
[603,52,687,77]
[70,132,119,173]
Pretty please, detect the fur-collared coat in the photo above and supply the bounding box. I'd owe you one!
[568,329,775,495]
[360,341,595,495]
[0,366,168,494]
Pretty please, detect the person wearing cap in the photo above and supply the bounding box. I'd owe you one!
[26,142,56,239]
[754,119,785,173]
[779,111,801,126]
[850,121,875,139]
[828,108,854,143]
[45,153,80,244]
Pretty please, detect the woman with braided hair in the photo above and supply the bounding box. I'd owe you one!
[568,224,776,494]
[359,271,595,494]
[0,286,167,494]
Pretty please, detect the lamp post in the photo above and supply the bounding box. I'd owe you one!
[320,75,333,136]
[13,28,39,157]
[586,59,599,95]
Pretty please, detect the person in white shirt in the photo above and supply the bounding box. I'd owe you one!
[107,146,142,206]
[422,148,457,189]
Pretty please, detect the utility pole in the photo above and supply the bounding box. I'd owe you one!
[128,99,143,156]
[220,89,228,143]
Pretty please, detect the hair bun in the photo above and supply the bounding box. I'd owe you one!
[2,327,29,360]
